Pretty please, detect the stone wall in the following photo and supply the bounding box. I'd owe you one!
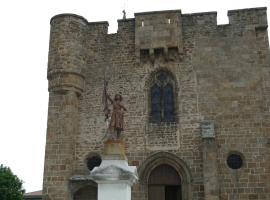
[43,7,270,200]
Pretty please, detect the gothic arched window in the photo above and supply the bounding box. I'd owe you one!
[150,71,176,123]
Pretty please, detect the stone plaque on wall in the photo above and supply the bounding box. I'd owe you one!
[201,121,215,139]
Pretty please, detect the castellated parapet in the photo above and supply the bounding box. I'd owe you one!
[43,7,270,200]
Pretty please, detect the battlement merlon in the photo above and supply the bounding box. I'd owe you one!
[228,7,268,28]
[47,8,269,85]
[48,7,268,38]
[132,7,268,62]
[132,7,268,27]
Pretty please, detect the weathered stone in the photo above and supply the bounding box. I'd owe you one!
[43,7,270,200]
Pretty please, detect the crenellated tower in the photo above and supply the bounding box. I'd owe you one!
[43,7,270,200]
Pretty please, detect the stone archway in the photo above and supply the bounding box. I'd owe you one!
[138,152,192,200]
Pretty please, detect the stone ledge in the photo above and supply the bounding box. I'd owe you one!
[227,7,267,14]
[90,161,138,185]
[135,9,181,16]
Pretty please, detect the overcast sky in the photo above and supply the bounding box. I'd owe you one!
[0,0,269,193]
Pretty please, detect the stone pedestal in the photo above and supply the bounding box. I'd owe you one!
[90,140,138,200]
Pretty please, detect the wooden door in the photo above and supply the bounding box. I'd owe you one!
[148,185,165,200]
[165,186,181,200]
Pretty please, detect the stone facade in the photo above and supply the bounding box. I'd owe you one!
[43,7,270,200]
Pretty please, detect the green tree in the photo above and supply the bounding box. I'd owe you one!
[0,164,25,200]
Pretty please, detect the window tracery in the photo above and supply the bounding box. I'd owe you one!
[150,70,176,123]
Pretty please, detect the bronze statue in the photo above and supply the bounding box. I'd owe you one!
[107,93,127,138]
[102,81,127,139]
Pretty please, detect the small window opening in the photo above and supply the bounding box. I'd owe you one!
[154,48,164,58]
[227,153,243,170]
[142,20,144,27]
[140,49,150,61]
[168,18,171,24]
[141,49,150,56]
[168,47,178,54]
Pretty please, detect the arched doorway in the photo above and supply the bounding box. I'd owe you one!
[138,152,192,200]
[148,164,182,200]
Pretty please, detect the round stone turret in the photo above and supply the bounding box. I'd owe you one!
[47,14,88,95]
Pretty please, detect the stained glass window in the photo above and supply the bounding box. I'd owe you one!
[151,84,162,122]
[157,71,167,82]
[150,71,175,123]
[163,84,175,122]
